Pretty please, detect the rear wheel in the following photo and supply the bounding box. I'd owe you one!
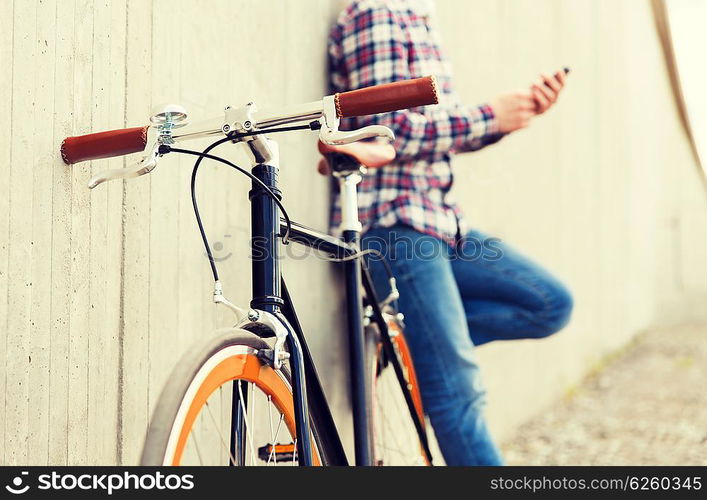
[367,316,430,465]
[141,329,320,466]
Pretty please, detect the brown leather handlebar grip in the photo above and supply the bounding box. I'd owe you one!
[60,126,149,165]
[334,76,439,118]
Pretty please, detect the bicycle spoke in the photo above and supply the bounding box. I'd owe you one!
[381,376,411,461]
[230,380,246,466]
[267,395,275,463]
[204,400,238,466]
[267,414,285,466]
[249,381,256,462]
[189,427,204,466]
[238,381,258,465]
[372,350,426,465]
[267,396,284,466]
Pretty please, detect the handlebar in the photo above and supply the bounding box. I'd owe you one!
[61,126,149,165]
[60,76,438,166]
[335,76,438,118]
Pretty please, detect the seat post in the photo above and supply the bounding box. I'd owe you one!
[338,171,363,233]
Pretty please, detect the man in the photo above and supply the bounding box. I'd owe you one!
[327,0,573,465]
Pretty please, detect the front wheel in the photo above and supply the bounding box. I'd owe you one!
[141,329,319,466]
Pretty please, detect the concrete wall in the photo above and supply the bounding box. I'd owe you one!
[437,0,707,441]
[1,0,706,465]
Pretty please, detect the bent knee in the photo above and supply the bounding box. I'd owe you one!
[534,280,574,337]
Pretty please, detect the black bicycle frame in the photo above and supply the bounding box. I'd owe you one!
[249,163,312,466]
[248,161,431,466]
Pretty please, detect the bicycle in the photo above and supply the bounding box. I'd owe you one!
[60,76,439,466]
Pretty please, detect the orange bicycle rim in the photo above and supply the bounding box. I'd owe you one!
[170,352,320,466]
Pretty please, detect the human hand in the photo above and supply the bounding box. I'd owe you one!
[488,91,536,134]
[531,69,567,114]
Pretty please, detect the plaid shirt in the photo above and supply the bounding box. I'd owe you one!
[328,0,504,244]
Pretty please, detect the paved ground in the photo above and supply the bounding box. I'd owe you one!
[502,323,707,465]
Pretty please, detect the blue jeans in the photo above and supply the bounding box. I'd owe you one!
[362,225,573,465]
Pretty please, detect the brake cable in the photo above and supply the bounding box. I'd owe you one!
[159,123,316,282]
[161,122,397,306]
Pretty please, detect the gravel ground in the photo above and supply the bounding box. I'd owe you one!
[502,323,707,465]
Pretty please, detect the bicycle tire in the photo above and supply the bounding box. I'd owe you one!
[140,328,320,466]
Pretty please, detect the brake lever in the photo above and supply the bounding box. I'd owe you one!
[87,104,189,189]
[319,124,395,145]
[87,148,159,189]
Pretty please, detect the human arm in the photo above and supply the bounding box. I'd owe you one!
[330,4,500,160]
